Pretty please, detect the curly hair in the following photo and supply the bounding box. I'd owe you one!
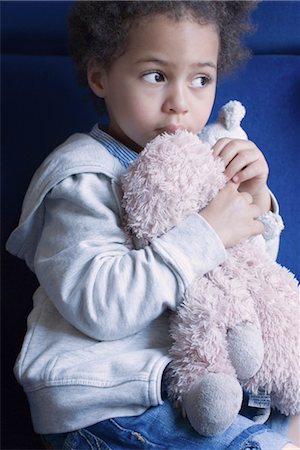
[69,1,257,87]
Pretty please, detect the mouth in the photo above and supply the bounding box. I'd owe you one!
[157,124,185,134]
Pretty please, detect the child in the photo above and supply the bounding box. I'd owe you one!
[6,1,298,449]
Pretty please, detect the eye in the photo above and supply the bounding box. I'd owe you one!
[143,71,165,84]
[191,75,210,88]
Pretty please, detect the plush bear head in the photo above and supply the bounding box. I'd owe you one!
[122,131,226,247]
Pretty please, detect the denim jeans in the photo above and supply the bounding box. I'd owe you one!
[43,393,290,450]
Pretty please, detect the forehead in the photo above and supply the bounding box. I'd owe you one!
[123,15,219,66]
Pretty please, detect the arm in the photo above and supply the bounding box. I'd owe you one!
[34,172,226,341]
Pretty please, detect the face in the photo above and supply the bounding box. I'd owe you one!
[88,15,219,152]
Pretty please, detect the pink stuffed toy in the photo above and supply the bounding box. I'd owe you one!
[121,101,300,436]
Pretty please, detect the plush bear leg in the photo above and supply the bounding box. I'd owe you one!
[184,373,243,436]
[227,321,264,380]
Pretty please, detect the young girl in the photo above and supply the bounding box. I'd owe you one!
[6,2,297,449]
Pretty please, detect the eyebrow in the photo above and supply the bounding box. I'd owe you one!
[135,58,217,70]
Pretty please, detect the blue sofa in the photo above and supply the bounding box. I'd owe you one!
[1,2,300,449]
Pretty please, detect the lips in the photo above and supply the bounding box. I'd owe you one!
[157,124,184,134]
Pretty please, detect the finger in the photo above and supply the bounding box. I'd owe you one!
[224,150,259,181]
[225,180,240,191]
[213,138,250,159]
[231,160,268,185]
[215,143,239,168]
[252,219,265,236]
[250,203,262,219]
[212,138,233,157]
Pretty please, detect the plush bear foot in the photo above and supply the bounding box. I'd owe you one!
[227,321,264,380]
[184,373,243,437]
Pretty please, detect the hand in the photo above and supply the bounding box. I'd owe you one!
[200,181,264,248]
[213,138,271,213]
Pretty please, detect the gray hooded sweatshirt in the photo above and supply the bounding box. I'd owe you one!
[6,132,279,434]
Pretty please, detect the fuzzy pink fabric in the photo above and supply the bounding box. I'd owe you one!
[122,129,300,416]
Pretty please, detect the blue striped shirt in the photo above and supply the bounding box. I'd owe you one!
[89,124,138,168]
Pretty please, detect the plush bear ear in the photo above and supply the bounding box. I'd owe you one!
[198,100,248,146]
[218,100,246,131]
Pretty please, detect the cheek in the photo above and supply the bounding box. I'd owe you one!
[124,98,154,129]
[125,83,159,121]
[117,97,155,147]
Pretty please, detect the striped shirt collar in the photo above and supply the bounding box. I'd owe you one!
[89,124,138,168]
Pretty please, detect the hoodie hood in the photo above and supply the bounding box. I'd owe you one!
[6,133,123,271]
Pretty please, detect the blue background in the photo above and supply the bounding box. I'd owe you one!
[1,2,300,449]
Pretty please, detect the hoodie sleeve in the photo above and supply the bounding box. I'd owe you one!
[34,172,226,341]
[262,191,283,261]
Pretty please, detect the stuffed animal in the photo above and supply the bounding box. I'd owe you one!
[121,101,300,437]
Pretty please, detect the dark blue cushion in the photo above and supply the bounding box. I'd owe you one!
[2,54,96,236]
[1,1,72,55]
[245,1,300,54]
[1,2,300,449]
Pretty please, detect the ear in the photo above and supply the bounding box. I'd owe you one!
[87,59,107,98]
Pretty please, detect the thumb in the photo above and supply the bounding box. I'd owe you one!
[227,180,240,190]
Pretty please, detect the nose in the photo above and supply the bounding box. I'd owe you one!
[162,82,188,115]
